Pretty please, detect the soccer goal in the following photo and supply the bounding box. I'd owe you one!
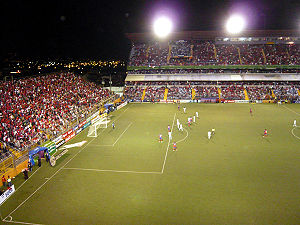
[87,116,110,137]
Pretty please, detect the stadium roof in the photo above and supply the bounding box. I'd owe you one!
[126,30,300,41]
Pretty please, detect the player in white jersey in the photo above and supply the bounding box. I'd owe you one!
[193,116,196,122]
[293,120,297,127]
[179,124,183,131]
[168,131,172,140]
[196,112,198,118]
[208,131,211,139]
[183,107,186,113]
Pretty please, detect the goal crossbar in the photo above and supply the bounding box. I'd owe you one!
[87,116,110,137]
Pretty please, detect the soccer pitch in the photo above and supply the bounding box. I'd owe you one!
[1,103,300,225]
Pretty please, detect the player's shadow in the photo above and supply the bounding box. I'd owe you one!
[258,133,271,143]
[202,135,216,144]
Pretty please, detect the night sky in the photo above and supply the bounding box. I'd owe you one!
[1,0,299,60]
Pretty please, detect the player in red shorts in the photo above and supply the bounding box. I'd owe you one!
[159,134,163,143]
[263,129,268,137]
[173,142,177,151]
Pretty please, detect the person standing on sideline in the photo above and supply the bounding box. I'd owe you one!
[38,157,41,167]
[23,169,28,180]
[7,176,12,187]
[45,152,50,163]
[28,161,32,172]
[2,175,6,187]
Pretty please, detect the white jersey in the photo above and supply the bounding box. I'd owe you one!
[168,132,172,140]
[179,124,183,131]
[294,120,297,127]
[208,131,211,139]
[196,112,198,117]
[193,116,196,122]
[183,107,186,113]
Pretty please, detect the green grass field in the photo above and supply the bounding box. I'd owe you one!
[1,103,300,225]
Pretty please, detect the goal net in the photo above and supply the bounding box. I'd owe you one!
[87,116,110,137]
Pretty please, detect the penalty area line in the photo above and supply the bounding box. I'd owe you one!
[63,167,162,174]
[113,122,133,146]
[176,128,189,144]
[282,105,300,116]
[161,112,176,174]
[3,129,100,220]
[2,218,44,225]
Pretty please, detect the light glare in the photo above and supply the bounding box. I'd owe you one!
[226,15,246,34]
[153,17,173,38]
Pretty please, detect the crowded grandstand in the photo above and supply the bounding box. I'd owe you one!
[0,73,114,161]
[124,30,300,103]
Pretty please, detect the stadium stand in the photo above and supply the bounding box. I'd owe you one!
[0,72,113,159]
[128,40,300,67]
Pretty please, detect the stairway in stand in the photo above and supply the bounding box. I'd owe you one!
[164,88,168,101]
[244,88,249,100]
[141,88,147,101]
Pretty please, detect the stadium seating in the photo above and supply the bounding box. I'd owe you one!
[0,72,112,156]
[124,81,300,102]
[128,40,300,67]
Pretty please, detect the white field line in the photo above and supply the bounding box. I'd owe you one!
[291,126,300,140]
[161,113,176,174]
[63,167,162,174]
[113,122,132,146]
[176,128,189,144]
[4,107,131,220]
[0,168,41,207]
[2,218,44,225]
[14,168,40,193]
[88,144,114,147]
[282,105,300,116]
[4,136,97,219]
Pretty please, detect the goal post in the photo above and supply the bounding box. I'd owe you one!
[87,115,110,137]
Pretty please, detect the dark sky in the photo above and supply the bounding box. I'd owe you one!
[1,0,299,60]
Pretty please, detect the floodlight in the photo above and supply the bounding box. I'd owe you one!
[226,15,246,34]
[153,17,173,38]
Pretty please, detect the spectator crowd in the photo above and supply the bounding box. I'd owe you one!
[129,40,300,67]
[124,81,300,102]
[0,72,112,160]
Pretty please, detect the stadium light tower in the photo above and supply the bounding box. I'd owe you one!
[226,14,246,34]
[153,16,173,38]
